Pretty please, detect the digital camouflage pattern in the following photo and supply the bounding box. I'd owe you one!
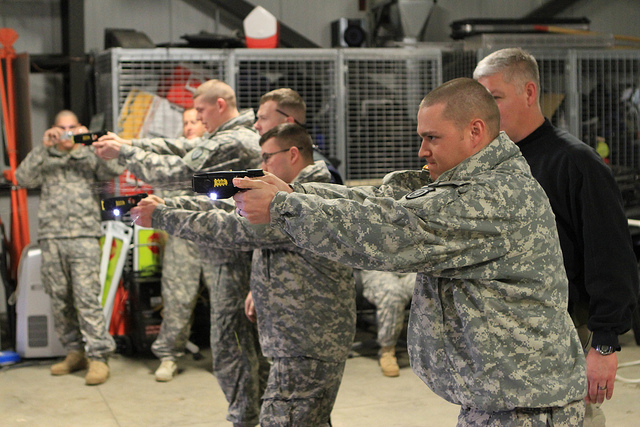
[152,161,355,426]
[153,161,356,362]
[153,230,265,426]
[39,238,116,360]
[119,109,261,192]
[118,111,264,425]
[260,357,346,427]
[269,133,587,413]
[15,145,122,360]
[457,399,586,426]
[358,270,416,348]
[15,145,124,238]
[150,236,219,360]
[205,251,267,426]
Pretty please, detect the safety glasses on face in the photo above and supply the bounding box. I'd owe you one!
[275,109,304,127]
[261,146,304,163]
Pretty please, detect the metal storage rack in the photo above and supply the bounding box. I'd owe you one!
[94,44,640,180]
[342,48,441,180]
[94,48,227,137]
[576,50,640,169]
[231,49,341,175]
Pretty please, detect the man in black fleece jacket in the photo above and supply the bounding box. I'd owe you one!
[475,47,639,426]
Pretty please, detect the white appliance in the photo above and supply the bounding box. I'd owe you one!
[15,244,65,358]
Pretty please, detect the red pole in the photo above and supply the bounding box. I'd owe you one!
[0,28,30,279]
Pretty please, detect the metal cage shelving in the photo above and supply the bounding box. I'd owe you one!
[342,48,442,180]
[95,44,640,181]
[576,50,640,169]
[94,48,227,138]
[231,49,341,173]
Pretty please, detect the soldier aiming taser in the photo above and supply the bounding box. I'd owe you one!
[102,193,148,218]
[192,169,264,199]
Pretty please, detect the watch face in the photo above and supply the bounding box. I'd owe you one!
[595,345,615,355]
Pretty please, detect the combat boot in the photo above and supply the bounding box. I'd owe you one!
[85,360,110,385]
[50,350,87,375]
[155,360,178,382]
[379,346,400,377]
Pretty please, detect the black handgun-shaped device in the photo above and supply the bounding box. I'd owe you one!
[192,169,264,199]
[74,131,107,145]
[101,193,148,217]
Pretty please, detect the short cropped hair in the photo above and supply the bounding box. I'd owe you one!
[193,79,237,109]
[473,48,541,98]
[54,110,79,125]
[260,88,306,124]
[260,123,314,163]
[419,77,500,137]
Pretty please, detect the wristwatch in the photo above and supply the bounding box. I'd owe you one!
[594,345,616,355]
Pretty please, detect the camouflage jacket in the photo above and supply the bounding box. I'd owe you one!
[269,132,587,411]
[152,161,356,362]
[119,109,261,192]
[15,145,124,239]
[129,134,203,199]
[119,109,259,264]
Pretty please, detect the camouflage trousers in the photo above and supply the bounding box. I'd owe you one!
[39,238,116,361]
[361,271,415,348]
[152,236,268,426]
[457,399,586,426]
[260,357,346,427]
[151,236,208,360]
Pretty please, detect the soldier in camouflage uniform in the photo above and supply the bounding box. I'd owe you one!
[255,88,343,184]
[131,124,356,427]
[94,80,266,427]
[15,110,123,386]
[150,107,212,383]
[233,79,588,426]
[356,269,416,377]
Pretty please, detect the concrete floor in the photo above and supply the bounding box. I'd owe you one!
[1,331,640,427]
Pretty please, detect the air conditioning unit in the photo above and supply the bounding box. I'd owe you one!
[15,245,65,358]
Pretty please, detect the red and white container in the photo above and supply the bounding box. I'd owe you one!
[244,6,279,49]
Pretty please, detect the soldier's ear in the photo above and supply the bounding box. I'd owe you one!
[216,97,227,111]
[468,118,486,147]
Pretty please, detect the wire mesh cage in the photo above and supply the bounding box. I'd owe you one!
[232,49,340,170]
[343,48,442,181]
[94,48,227,139]
[577,50,640,169]
[441,45,478,81]
[94,44,640,187]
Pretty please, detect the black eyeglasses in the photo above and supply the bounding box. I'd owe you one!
[261,146,304,163]
[275,109,304,127]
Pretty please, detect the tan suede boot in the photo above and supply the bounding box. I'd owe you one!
[50,350,88,375]
[85,360,110,385]
[379,346,400,377]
